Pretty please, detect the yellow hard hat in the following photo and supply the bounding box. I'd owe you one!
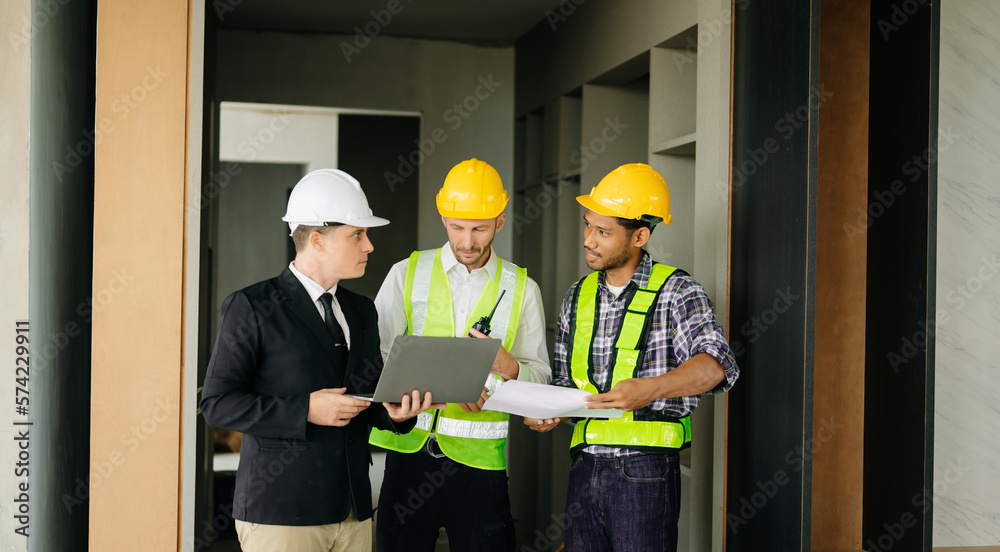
[436,158,509,219]
[576,163,672,225]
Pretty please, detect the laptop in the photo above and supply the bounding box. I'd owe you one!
[349,335,501,403]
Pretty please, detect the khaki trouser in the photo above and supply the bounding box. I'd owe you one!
[235,509,372,552]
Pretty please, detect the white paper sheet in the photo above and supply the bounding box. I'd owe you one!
[482,380,624,419]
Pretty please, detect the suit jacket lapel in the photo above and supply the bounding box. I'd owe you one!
[337,287,363,385]
[279,268,345,380]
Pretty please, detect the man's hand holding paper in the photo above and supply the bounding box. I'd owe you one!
[481,379,624,420]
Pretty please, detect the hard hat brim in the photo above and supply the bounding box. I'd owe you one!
[437,201,508,220]
[349,215,390,228]
[283,215,391,229]
[576,193,635,219]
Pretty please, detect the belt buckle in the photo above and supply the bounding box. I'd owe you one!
[424,435,447,459]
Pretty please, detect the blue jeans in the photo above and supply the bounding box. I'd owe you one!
[565,452,681,552]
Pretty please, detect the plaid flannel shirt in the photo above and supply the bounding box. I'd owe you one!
[553,252,739,457]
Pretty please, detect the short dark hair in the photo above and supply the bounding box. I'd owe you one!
[291,223,342,253]
[616,217,650,232]
[616,217,657,237]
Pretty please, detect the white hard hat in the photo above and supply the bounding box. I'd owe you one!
[282,169,389,235]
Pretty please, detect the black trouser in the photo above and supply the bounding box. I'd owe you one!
[376,446,515,552]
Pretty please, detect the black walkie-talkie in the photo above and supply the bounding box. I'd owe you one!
[469,290,506,337]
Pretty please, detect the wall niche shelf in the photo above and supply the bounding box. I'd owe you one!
[652,132,697,156]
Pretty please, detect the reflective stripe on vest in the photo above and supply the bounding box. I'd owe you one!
[571,414,691,449]
[414,411,434,432]
[437,417,509,439]
[568,263,692,451]
[370,248,528,470]
[411,410,509,439]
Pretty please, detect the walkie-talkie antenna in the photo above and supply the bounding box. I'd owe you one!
[469,289,506,337]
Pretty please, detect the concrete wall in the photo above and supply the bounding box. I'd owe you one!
[935,0,1000,545]
[515,0,696,115]
[1,2,34,551]
[219,102,344,172]
[214,162,303,321]
[2,0,97,550]
[215,30,516,260]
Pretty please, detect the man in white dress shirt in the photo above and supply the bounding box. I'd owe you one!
[370,158,550,552]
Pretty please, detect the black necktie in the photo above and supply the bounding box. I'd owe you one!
[319,293,348,366]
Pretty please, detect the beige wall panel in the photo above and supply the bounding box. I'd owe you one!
[812,0,869,549]
[91,0,190,549]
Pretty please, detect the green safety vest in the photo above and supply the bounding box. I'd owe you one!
[369,248,528,470]
[569,263,692,454]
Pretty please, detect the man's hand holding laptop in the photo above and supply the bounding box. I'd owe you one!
[309,387,443,426]
[384,389,446,422]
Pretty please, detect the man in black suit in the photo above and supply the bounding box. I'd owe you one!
[200,169,439,551]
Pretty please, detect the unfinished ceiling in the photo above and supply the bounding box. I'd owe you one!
[213,0,565,43]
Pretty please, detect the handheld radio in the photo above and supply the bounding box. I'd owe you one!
[469,289,506,337]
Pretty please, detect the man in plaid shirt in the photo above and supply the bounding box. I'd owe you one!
[526,163,739,552]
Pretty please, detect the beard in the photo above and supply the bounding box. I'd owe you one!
[452,234,496,268]
[585,244,633,272]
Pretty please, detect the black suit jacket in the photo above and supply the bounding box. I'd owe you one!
[200,268,412,526]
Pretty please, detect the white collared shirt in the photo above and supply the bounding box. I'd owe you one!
[288,261,350,348]
[374,243,551,384]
